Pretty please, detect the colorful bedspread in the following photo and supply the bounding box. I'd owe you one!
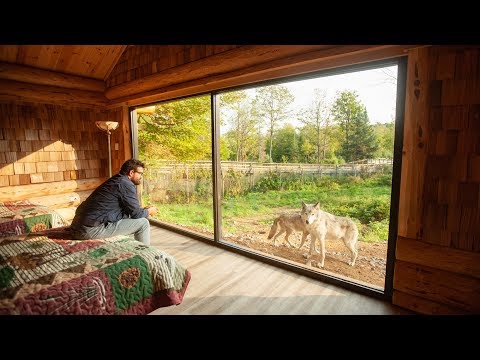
[0,200,67,236]
[0,227,190,315]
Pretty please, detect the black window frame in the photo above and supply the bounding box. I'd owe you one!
[131,56,407,301]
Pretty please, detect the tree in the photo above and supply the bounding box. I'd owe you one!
[378,67,397,86]
[253,85,295,162]
[297,89,333,164]
[220,91,258,162]
[137,95,211,162]
[373,121,395,158]
[299,135,315,163]
[344,108,379,161]
[332,91,378,162]
[271,124,299,162]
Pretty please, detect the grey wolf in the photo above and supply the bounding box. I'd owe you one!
[300,202,358,267]
[267,213,309,247]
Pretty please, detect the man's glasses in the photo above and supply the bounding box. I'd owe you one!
[134,171,144,175]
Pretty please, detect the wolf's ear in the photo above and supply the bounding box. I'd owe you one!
[302,201,306,208]
[314,202,320,209]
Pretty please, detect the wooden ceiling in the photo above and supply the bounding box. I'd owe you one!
[0,44,417,109]
[0,45,127,80]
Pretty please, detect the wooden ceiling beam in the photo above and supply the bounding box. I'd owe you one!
[104,45,333,100]
[0,62,105,92]
[103,45,128,81]
[108,45,417,108]
[0,79,108,109]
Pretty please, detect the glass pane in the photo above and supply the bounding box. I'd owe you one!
[136,95,214,240]
[218,65,398,290]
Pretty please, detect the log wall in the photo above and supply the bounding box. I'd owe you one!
[394,45,480,314]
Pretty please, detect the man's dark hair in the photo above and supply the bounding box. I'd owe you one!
[120,159,146,175]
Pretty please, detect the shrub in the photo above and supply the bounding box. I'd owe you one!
[361,219,390,242]
[354,198,390,223]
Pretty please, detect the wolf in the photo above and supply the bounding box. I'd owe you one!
[267,213,310,248]
[300,202,358,268]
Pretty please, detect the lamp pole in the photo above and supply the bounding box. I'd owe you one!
[95,121,118,178]
[107,131,112,177]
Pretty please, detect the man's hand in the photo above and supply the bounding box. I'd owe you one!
[145,205,158,217]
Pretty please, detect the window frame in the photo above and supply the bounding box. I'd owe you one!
[131,56,407,301]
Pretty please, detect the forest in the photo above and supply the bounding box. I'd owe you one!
[137,85,395,166]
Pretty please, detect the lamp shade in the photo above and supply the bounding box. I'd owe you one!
[95,121,119,135]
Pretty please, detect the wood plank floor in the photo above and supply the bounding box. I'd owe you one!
[149,225,413,315]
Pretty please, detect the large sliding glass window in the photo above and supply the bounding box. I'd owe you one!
[133,58,406,297]
[135,95,214,240]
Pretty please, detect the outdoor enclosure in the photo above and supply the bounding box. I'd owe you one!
[143,159,393,203]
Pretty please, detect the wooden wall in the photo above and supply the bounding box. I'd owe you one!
[0,101,131,222]
[394,46,480,314]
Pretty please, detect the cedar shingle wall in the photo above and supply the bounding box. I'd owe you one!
[423,47,480,251]
[0,102,130,222]
[394,46,480,314]
[0,102,109,188]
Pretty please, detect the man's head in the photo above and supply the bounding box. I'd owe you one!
[120,159,146,186]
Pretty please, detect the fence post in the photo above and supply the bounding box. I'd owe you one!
[185,163,189,203]
[221,168,225,198]
[248,163,255,190]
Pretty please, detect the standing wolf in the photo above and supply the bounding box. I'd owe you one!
[267,213,310,247]
[300,202,358,267]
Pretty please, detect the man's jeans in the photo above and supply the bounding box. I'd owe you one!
[70,218,151,245]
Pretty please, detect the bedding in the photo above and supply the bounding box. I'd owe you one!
[0,200,67,236]
[0,226,191,315]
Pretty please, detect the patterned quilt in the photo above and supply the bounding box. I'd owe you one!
[0,227,190,315]
[0,200,67,236]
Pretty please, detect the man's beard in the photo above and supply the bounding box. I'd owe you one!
[132,178,141,185]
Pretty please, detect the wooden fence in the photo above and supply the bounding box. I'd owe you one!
[143,159,393,203]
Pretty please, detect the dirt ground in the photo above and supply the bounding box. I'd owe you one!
[221,214,388,289]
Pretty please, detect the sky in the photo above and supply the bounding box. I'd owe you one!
[282,65,398,124]
[139,64,399,134]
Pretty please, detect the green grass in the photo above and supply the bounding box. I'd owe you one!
[152,202,214,233]
[148,174,393,242]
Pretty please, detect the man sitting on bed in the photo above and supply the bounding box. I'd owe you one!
[70,159,158,245]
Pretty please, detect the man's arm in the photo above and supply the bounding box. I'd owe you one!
[120,181,149,219]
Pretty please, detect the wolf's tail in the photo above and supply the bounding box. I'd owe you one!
[267,218,279,239]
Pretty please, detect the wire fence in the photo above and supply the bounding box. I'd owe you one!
[143,159,393,203]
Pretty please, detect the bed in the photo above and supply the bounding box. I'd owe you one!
[0,213,191,315]
[0,200,68,236]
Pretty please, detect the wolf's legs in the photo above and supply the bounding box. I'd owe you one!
[297,231,319,253]
[298,231,308,249]
[313,238,320,254]
[284,229,294,247]
[309,235,317,257]
[317,235,326,268]
[302,233,316,266]
[344,240,358,266]
[273,228,286,246]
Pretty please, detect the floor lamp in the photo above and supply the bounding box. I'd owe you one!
[95,121,119,177]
